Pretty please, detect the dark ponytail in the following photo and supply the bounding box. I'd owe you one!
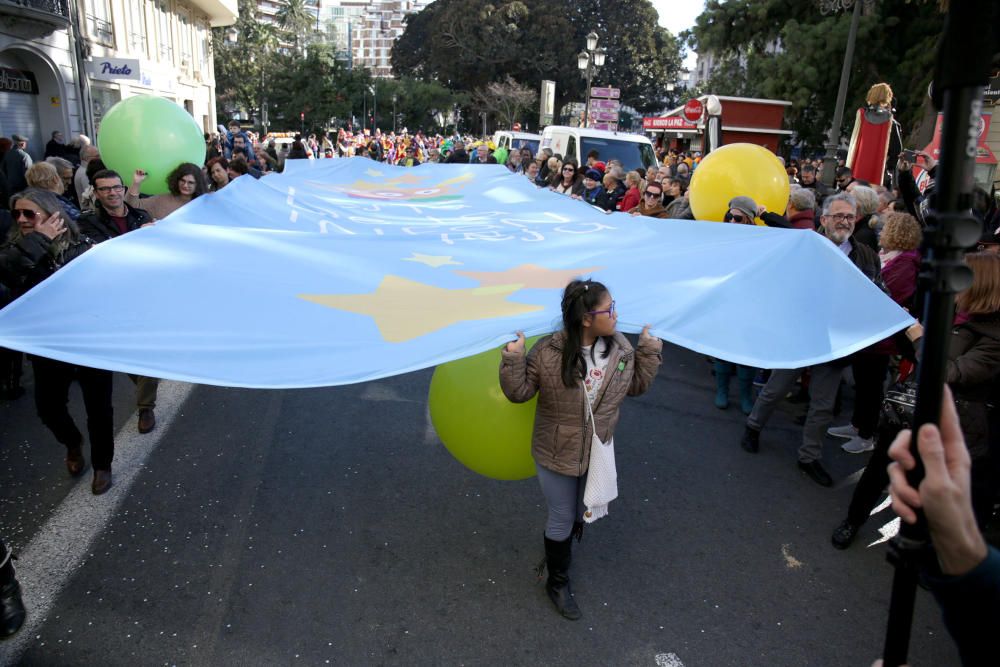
[560,279,610,388]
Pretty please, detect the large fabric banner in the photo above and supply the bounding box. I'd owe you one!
[0,159,912,388]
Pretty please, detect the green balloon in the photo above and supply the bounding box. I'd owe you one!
[429,336,543,481]
[98,96,205,195]
[493,146,508,165]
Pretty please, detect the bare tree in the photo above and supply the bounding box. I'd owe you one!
[470,76,538,130]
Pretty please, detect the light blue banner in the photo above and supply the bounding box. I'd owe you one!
[0,159,913,388]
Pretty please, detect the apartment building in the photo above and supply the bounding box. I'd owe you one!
[0,0,235,160]
[81,0,237,133]
[0,0,83,159]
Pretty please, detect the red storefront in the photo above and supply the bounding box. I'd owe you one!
[644,95,793,153]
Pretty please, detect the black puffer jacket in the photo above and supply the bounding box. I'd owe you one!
[0,231,92,299]
[77,203,153,243]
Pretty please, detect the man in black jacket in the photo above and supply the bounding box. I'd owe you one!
[739,192,882,487]
[444,140,468,164]
[77,170,160,437]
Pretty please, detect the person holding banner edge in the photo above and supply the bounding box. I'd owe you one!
[499,279,662,620]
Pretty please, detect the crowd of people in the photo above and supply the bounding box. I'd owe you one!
[1,120,998,658]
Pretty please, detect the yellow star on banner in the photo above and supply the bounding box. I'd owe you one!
[364,169,383,177]
[299,276,543,342]
[455,264,604,289]
[403,253,463,268]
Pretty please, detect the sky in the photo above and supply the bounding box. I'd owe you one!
[651,0,706,68]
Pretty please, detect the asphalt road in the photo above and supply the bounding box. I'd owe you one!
[0,344,962,666]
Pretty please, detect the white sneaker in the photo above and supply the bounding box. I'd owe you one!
[841,436,875,454]
[827,423,858,439]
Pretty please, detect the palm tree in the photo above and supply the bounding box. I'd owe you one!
[275,0,314,54]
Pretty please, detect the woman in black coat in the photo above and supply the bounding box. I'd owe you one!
[831,252,1000,548]
[0,188,116,495]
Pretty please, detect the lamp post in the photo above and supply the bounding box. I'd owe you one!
[577,31,606,129]
[369,82,377,133]
[392,94,397,133]
[818,0,870,187]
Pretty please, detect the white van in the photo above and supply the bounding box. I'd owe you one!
[492,131,542,155]
[540,126,658,172]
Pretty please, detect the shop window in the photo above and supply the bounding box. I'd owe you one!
[92,87,121,126]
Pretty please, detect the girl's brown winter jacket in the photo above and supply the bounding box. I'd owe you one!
[499,330,662,477]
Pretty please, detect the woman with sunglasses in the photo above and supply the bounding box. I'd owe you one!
[0,189,117,495]
[549,161,585,197]
[500,280,662,620]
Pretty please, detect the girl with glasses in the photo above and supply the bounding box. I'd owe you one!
[126,163,208,221]
[500,279,662,620]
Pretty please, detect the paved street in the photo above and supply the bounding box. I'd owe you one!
[1,343,961,666]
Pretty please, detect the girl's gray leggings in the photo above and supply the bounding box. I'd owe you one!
[536,463,587,540]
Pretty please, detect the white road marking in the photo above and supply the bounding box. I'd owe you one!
[868,517,901,548]
[424,404,439,445]
[869,494,892,516]
[836,466,866,489]
[654,652,685,667]
[0,381,195,667]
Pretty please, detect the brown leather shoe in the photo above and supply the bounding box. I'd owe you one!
[137,408,156,434]
[92,469,112,495]
[65,446,85,477]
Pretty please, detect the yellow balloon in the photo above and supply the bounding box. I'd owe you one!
[688,143,790,226]
[428,337,543,480]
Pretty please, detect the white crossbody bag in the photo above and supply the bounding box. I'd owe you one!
[581,383,618,523]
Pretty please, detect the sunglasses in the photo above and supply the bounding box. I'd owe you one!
[587,300,616,318]
[563,167,575,172]
[644,191,661,198]
[730,214,746,223]
[12,208,40,220]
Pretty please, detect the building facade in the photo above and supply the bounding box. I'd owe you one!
[0,0,82,160]
[81,0,237,134]
[0,0,235,162]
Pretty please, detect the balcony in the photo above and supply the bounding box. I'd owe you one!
[0,0,71,34]
[186,0,237,27]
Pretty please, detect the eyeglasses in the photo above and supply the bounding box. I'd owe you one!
[179,179,197,186]
[12,208,39,220]
[644,191,661,198]
[562,167,575,172]
[824,213,856,222]
[95,184,124,194]
[587,300,616,318]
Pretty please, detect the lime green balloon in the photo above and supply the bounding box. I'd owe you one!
[429,336,543,480]
[98,96,205,195]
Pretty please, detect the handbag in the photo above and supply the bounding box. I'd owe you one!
[581,383,617,523]
[880,361,917,431]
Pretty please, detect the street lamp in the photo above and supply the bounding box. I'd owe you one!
[818,0,871,187]
[368,83,377,133]
[392,94,397,133]
[577,31,606,129]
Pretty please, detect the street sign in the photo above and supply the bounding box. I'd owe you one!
[590,98,620,110]
[642,117,699,130]
[683,98,704,122]
[591,122,618,131]
[590,111,619,122]
[590,87,620,99]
